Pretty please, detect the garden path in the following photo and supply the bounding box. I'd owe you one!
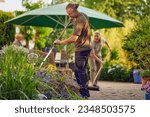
[89,81,145,100]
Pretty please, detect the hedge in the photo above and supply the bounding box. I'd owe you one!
[0,10,15,48]
[123,16,150,69]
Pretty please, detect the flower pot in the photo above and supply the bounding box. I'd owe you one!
[142,77,150,87]
[145,92,150,100]
[133,69,142,84]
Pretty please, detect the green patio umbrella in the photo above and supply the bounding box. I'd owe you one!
[6,2,124,67]
[6,2,123,29]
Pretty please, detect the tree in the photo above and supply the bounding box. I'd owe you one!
[83,0,150,21]
[20,0,53,49]
[22,0,44,11]
[51,0,66,4]
[48,0,150,22]
[0,10,15,48]
[51,0,82,5]
[123,16,150,69]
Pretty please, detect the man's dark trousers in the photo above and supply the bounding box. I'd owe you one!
[75,49,91,97]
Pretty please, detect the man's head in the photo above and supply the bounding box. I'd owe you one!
[66,3,79,19]
[15,34,23,42]
[94,31,101,43]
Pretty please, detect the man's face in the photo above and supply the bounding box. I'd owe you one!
[16,35,22,42]
[66,8,76,18]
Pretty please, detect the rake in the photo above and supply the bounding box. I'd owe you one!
[88,52,110,91]
[40,21,71,68]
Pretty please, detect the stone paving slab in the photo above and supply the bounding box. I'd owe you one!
[89,81,145,100]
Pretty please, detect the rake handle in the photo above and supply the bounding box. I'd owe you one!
[40,21,71,68]
[92,52,111,85]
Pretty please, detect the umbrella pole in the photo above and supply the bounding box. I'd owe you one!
[40,21,71,68]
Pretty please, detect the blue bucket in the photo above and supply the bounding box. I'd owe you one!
[133,69,142,84]
[145,92,150,100]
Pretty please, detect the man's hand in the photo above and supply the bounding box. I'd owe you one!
[54,39,61,45]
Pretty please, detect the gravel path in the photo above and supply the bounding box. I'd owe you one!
[89,81,145,100]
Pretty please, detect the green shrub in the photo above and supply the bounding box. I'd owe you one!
[123,16,150,69]
[100,62,133,82]
[0,10,15,48]
[101,46,108,59]
[0,45,41,99]
[110,48,119,60]
[140,70,150,77]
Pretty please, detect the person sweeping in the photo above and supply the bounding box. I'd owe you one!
[88,31,112,89]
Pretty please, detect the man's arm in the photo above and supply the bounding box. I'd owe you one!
[54,35,78,45]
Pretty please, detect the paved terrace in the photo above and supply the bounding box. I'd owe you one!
[89,81,145,100]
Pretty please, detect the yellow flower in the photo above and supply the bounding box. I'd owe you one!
[47,64,57,71]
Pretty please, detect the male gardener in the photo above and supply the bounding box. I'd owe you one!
[54,3,91,98]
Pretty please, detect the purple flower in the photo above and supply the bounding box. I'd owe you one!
[36,70,46,78]
[133,69,140,74]
[60,91,70,99]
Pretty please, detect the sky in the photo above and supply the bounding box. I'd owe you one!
[0,0,52,11]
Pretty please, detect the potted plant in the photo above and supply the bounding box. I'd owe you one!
[140,70,150,100]
[140,70,150,87]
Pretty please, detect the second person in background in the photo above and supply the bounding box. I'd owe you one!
[88,31,112,87]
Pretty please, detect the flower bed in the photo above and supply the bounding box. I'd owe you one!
[0,45,82,100]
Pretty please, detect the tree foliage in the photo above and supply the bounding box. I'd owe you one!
[82,0,150,21]
[0,10,15,48]
[123,16,150,69]
[20,0,53,49]
[51,0,77,5]
[22,0,44,11]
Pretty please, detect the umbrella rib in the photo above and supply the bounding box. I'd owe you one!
[65,16,71,26]
[90,23,96,30]
[20,15,40,25]
[54,22,59,29]
[46,16,64,27]
[56,16,65,24]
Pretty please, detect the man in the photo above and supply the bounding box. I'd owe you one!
[54,3,91,98]
[13,34,23,46]
[89,31,112,87]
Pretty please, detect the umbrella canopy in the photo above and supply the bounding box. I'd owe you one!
[6,2,123,29]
